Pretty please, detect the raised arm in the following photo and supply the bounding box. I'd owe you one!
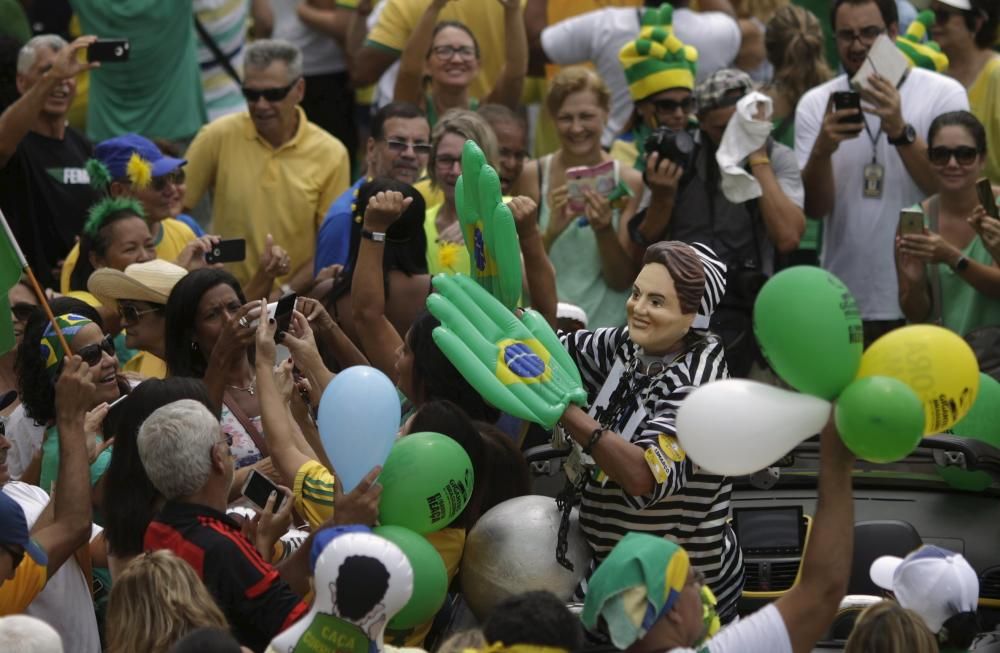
[393,0,449,106]
[751,149,805,254]
[800,99,863,219]
[509,196,557,327]
[484,0,528,109]
[35,356,95,578]
[0,36,97,167]
[297,297,369,370]
[351,191,413,382]
[775,418,855,653]
[297,0,353,49]
[895,243,932,323]
[250,0,274,38]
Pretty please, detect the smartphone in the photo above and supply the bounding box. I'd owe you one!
[204,238,246,264]
[87,39,130,63]
[832,91,863,124]
[241,469,286,513]
[898,208,924,236]
[273,292,297,342]
[977,177,999,219]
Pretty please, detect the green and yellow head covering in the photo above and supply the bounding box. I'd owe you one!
[581,532,691,648]
[83,196,146,239]
[896,10,950,73]
[619,3,698,102]
[40,313,93,379]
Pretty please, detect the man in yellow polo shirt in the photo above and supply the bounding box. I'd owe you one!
[184,39,351,293]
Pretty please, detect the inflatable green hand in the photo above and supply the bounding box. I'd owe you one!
[426,274,587,428]
[454,141,523,310]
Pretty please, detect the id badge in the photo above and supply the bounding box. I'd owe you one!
[863,162,885,198]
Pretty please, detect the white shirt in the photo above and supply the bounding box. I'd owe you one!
[541,7,741,147]
[794,69,968,320]
[671,604,792,653]
[4,404,45,481]
[2,482,102,653]
[271,0,347,76]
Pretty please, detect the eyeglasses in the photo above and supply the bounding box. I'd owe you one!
[212,432,235,457]
[151,169,185,191]
[74,334,116,367]
[835,26,885,45]
[653,97,695,115]
[430,45,476,61]
[118,303,160,324]
[384,139,432,156]
[0,544,24,571]
[928,145,981,166]
[242,78,300,103]
[435,155,462,171]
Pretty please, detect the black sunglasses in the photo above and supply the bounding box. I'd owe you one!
[242,78,301,103]
[75,334,116,367]
[151,169,185,191]
[11,302,35,323]
[928,145,980,166]
[653,97,695,115]
[118,303,161,324]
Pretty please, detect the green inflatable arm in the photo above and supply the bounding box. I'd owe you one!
[454,141,523,310]
[426,274,587,428]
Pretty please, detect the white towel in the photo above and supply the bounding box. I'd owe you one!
[715,92,774,204]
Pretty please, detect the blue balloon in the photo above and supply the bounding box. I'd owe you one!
[317,366,401,493]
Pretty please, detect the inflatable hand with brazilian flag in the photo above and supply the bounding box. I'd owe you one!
[454,141,522,310]
[427,274,586,428]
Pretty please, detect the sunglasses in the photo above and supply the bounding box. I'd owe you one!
[11,302,35,323]
[0,544,24,570]
[151,169,185,192]
[653,97,695,115]
[835,26,885,45]
[384,139,432,156]
[928,145,980,166]
[75,334,116,367]
[118,303,160,324]
[242,78,300,103]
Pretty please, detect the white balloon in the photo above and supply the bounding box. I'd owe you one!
[676,379,831,476]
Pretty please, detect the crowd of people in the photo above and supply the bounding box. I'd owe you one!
[0,0,998,651]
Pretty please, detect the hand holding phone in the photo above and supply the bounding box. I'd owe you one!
[977,178,999,219]
[898,208,924,236]
[87,39,130,63]
[205,238,247,264]
[832,91,863,125]
[272,292,297,343]
[241,469,287,513]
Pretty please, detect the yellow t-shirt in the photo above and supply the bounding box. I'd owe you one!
[183,108,350,286]
[59,218,197,294]
[424,204,471,276]
[365,0,512,101]
[970,56,1000,185]
[122,351,167,379]
[0,544,48,616]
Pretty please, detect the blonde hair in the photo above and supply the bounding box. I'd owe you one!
[545,67,611,119]
[428,109,499,188]
[105,550,229,653]
[736,0,789,21]
[844,601,940,653]
[765,5,833,107]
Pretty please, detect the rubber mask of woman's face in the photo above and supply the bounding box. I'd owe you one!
[626,263,695,356]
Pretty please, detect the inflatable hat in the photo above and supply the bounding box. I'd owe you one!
[896,10,949,72]
[620,3,698,101]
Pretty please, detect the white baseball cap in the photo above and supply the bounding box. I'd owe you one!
[870,545,979,633]
[936,0,973,10]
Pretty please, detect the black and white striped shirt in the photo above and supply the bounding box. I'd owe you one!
[562,325,745,617]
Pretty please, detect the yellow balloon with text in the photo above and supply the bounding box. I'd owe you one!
[857,325,980,434]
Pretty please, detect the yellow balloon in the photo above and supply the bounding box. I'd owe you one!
[857,325,979,434]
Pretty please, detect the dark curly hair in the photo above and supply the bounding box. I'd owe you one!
[483,591,583,651]
[164,269,247,378]
[16,298,104,425]
[102,377,218,559]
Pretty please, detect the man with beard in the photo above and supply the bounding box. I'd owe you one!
[314,101,431,273]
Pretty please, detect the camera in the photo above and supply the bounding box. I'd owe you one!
[643,126,695,168]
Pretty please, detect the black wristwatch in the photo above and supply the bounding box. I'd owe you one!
[953,255,970,272]
[888,123,917,147]
[628,209,654,247]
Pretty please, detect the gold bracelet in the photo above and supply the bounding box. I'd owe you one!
[749,156,770,167]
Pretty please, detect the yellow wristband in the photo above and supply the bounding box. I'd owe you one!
[749,156,770,167]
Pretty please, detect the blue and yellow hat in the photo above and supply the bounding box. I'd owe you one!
[619,4,699,102]
[581,532,690,648]
[39,313,93,379]
[896,10,950,73]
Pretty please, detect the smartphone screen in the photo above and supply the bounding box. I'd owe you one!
[977,178,999,219]
[832,91,863,124]
[273,292,297,342]
[898,209,924,236]
[87,39,130,63]
[241,470,285,513]
[205,239,246,264]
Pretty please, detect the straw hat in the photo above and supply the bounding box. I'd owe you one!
[87,259,188,309]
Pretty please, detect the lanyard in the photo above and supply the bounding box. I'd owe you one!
[861,113,883,165]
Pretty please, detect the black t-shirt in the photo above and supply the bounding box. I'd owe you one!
[0,128,100,289]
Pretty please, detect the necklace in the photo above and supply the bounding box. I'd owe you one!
[227,375,256,396]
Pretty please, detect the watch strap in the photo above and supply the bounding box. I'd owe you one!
[888,123,915,146]
[361,229,386,242]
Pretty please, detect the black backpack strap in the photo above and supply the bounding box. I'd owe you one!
[194,16,242,86]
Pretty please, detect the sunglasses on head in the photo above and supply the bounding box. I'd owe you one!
[928,145,980,166]
[653,97,695,115]
[74,334,116,367]
[242,78,300,103]
[118,303,160,324]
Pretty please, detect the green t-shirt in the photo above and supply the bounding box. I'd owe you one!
[39,426,113,498]
[70,0,207,141]
[0,0,31,43]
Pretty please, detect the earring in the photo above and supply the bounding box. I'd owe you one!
[190,341,199,351]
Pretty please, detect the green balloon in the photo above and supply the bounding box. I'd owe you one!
[753,266,863,399]
[374,525,448,629]
[835,376,925,463]
[378,432,474,534]
[951,373,1000,446]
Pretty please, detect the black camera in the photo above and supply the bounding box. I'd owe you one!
[643,126,695,167]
